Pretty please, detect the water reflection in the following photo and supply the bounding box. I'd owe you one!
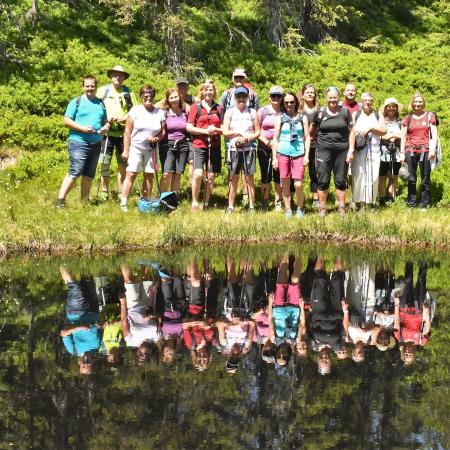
[0,248,447,448]
[58,255,436,375]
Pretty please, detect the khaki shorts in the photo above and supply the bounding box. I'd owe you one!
[126,145,156,174]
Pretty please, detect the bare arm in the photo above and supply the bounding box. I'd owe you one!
[221,110,241,139]
[271,117,281,169]
[347,125,356,163]
[394,296,401,331]
[303,115,311,165]
[217,321,227,347]
[371,115,387,136]
[422,304,431,336]
[267,293,275,342]
[429,124,438,157]
[60,326,89,337]
[400,124,407,161]
[122,116,134,160]
[63,116,96,135]
[120,295,130,337]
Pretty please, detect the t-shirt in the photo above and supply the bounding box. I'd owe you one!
[62,326,102,355]
[402,112,436,150]
[381,119,401,162]
[277,114,305,157]
[394,308,428,346]
[97,84,138,137]
[124,306,160,347]
[128,105,165,150]
[187,103,222,149]
[227,106,256,151]
[303,108,318,144]
[340,99,360,115]
[64,95,106,144]
[258,105,281,141]
[313,106,353,151]
[166,110,188,141]
[102,323,123,352]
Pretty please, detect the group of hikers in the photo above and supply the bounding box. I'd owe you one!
[55,65,440,216]
[61,256,434,376]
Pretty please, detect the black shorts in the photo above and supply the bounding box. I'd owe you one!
[316,147,348,191]
[99,136,125,166]
[379,161,401,177]
[230,149,256,176]
[192,147,222,173]
[311,270,345,314]
[258,143,280,184]
[162,140,190,174]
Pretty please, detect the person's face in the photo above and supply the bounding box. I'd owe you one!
[176,82,188,96]
[352,342,365,362]
[110,71,125,87]
[335,347,349,360]
[303,87,316,103]
[141,91,154,108]
[412,96,424,112]
[269,93,283,107]
[344,85,357,101]
[106,348,120,364]
[138,345,150,362]
[318,351,331,372]
[385,104,398,118]
[233,75,245,87]
[296,340,308,358]
[361,96,373,112]
[203,84,215,101]
[327,91,340,108]
[162,347,175,364]
[168,91,180,108]
[283,94,297,113]
[404,344,416,364]
[83,79,97,99]
[235,93,248,107]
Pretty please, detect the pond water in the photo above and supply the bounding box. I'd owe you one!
[0,245,449,449]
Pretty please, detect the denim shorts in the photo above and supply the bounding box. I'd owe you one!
[68,140,101,179]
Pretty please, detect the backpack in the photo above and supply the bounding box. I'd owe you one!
[102,84,134,112]
[138,192,179,214]
[224,87,257,114]
[407,112,442,170]
[193,102,222,125]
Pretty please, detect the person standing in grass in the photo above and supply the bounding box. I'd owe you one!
[312,87,355,217]
[96,65,137,200]
[400,93,437,210]
[272,92,310,218]
[257,86,284,212]
[55,75,110,208]
[299,83,320,208]
[120,85,165,212]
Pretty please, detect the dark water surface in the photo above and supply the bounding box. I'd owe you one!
[0,245,449,449]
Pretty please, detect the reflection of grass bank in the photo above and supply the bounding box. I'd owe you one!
[0,183,449,256]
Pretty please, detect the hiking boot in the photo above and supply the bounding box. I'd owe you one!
[296,209,304,219]
[120,204,128,213]
[248,207,255,214]
[226,206,234,214]
[55,198,65,209]
[285,209,293,218]
[319,206,327,218]
[203,203,209,211]
[275,200,283,212]
[312,200,320,209]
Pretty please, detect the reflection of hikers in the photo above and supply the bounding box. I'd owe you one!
[59,267,102,375]
[308,256,349,375]
[394,261,433,366]
[56,75,110,208]
[119,265,162,364]
[97,65,137,199]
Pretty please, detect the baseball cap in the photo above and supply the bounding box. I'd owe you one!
[175,77,189,85]
[232,68,247,78]
[234,86,249,96]
[269,86,284,95]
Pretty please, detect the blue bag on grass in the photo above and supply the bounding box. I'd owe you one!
[138,192,179,214]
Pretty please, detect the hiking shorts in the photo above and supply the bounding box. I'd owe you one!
[277,154,305,180]
[161,140,190,174]
[230,149,256,176]
[258,143,280,184]
[99,136,125,166]
[316,147,348,191]
[192,147,222,173]
[124,280,153,309]
[126,145,156,174]
[379,161,401,177]
[68,140,101,179]
[274,283,301,306]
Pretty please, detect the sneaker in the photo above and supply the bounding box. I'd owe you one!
[420,206,430,212]
[285,209,293,218]
[248,207,255,214]
[120,204,128,212]
[296,209,304,219]
[338,205,347,217]
[275,201,283,212]
[203,203,209,210]
[226,206,234,214]
[319,206,327,218]
[191,204,200,213]
[312,200,320,209]
[55,198,65,209]
[99,191,109,202]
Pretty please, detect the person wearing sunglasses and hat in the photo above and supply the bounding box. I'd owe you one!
[96,65,138,200]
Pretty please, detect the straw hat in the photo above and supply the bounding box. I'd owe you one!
[106,65,130,79]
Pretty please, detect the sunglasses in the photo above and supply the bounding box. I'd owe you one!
[141,93,154,99]
[284,101,296,105]
[270,94,282,99]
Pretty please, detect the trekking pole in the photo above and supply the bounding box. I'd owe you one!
[203,258,209,319]
[95,136,109,202]
[203,136,212,209]
[241,145,252,208]
[368,136,374,205]
[150,142,161,197]
[226,148,238,210]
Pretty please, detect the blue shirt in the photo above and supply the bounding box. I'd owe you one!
[64,95,106,144]
[62,326,102,356]
[277,117,305,157]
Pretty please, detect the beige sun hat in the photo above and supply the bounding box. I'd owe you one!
[376,335,397,352]
[107,65,130,80]
[381,97,404,115]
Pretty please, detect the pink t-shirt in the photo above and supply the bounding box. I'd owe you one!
[166,110,188,141]
[258,105,281,140]
[402,112,436,150]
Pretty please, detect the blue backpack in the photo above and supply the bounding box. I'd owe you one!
[138,191,179,214]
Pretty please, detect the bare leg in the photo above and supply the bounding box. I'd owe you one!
[294,180,304,210]
[318,189,328,208]
[228,175,240,208]
[80,176,93,200]
[121,172,138,204]
[336,189,346,206]
[192,169,203,207]
[142,173,154,200]
[205,173,215,205]
[160,172,172,193]
[171,173,181,193]
[274,182,282,204]
[246,175,255,208]
[378,175,387,199]
[57,174,77,200]
[117,163,126,194]
[281,177,291,211]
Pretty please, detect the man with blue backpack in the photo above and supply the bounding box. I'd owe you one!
[96,65,138,199]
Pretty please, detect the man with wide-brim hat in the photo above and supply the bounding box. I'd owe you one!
[96,65,137,199]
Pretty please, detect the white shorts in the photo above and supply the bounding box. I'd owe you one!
[124,280,153,309]
[126,145,156,174]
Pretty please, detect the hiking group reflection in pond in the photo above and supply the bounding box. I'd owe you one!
[60,256,435,375]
